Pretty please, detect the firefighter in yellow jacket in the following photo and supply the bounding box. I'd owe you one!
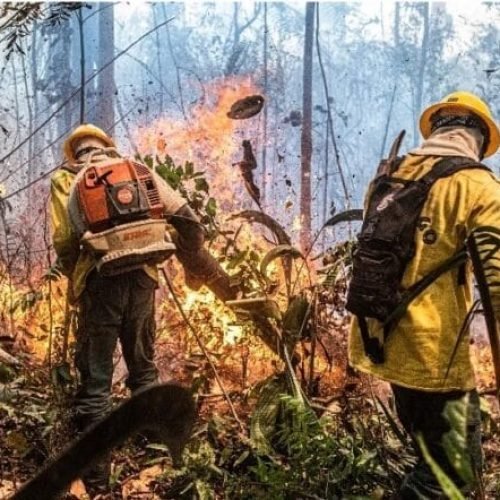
[51,124,237,493]
[349,92,500,498]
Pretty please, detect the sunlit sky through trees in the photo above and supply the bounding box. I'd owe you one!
[0,1,499,235]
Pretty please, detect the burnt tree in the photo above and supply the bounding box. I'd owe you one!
[300,3,315,252]
[96,3,115,133]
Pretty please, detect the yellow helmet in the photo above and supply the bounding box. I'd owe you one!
[419,91,500,158]
[63,124,115,163]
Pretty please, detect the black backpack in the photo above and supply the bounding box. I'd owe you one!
[346,132,490,364]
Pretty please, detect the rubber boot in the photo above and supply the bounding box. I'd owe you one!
[81,458,111,498]
[75,413,111,496]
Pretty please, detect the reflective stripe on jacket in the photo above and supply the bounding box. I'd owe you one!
[349,153,500,391]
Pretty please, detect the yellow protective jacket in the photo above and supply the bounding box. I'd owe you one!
[349,153,500,391]
[50,160,185,302]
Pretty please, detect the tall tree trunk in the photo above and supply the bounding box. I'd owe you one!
[394,2,401,47]
[300,2,315,252]
[80,5,101,125]
[96,3,115,133]
[413,3,429,147]
[30,21,39,178]
[261,2,268,203]
[225,3,261,76]
[428,2,447,102]
[154,4,164,114]
[315,4,349,206]
[77,10,86,124]
[321,116,330,249]
[55,20,75,136]
[161,3,186,119]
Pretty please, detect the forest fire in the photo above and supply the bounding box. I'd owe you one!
[133,76,263,212]
[1,3,500,498]
[131,75,287,362]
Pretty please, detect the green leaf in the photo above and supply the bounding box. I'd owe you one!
[194,177,209,193]
[184,161,194,176]
[206,197,217,217]
[375,396,409,447]
[143,155,154,169]
[417,434,465,500]
[442,395,475,484]
[156,164,182,190]
[44,264,63,282]
[227,249,248,270]
[233,450,250,467]
[250,374,289,454]
[354,449,377,468]
[109,464,124,487]
[282,295,310,344]
[194,479,215,500]
[260,245,304,278]
[0,363,15,383]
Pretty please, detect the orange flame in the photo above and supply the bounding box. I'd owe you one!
[133,76,262,212]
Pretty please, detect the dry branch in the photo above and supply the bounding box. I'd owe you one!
[0,346,19,366]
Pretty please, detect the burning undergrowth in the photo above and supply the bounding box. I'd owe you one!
[0,76,499,498]
[129,75,345,400]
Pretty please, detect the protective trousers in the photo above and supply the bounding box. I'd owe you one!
[74,269,159,491]
[392,385,482,499]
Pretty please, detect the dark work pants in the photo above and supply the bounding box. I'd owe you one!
[74,270,158,491]
[75,269,159,424]
[392,385,482,499]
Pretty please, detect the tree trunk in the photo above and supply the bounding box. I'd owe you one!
[154,4,164,114]
[77,9,86,123]
[321,116,329,249]
[82,6,99,124]
[413,3,429,146]
[300,3,315,252]
[161,3,186,119]
[96,3,115,133]
[315,4,349,206]
[394,2,401,47]
[261,2,268,203]
[54,19,75,136]
[225,3,261,76]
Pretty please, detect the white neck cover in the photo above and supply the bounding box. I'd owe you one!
[409,126,484,162]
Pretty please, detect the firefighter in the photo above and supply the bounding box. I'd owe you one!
[51,124,237,494]
[348,92,500,498]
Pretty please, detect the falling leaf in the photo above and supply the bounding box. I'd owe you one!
[234,140,261,209]
[227,94,265,120]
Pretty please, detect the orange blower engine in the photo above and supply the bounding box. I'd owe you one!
[68,157,176,275]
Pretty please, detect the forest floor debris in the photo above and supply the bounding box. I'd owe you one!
[1,338,499,499]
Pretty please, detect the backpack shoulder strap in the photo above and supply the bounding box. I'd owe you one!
[60,163,81,175]
[419,156,490,187]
